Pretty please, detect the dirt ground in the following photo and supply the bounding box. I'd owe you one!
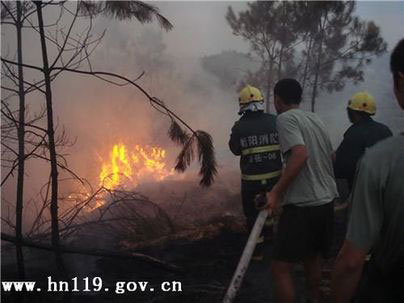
[1,204,347,303]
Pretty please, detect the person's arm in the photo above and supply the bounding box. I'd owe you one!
[229,122,241,156]
[330,240,367,303]
[266,145,307,211]
[331,151,383,302]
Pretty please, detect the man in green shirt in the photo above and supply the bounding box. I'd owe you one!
[266,79,338,303]
[331,39,404,303]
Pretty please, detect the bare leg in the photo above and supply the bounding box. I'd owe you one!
[271,259,295,303]
[303,254,322,303]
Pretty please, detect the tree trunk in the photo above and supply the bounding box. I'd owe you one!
[1,232,182,273]
[266,81,271,113]
[301,35,313,92]
[310,51,321,113]
[310,17,325,113]
[278,47,283,80]
[15,0,26,280]
[266,61,274,113]
[35,1,66,278]
[278,6,286,81]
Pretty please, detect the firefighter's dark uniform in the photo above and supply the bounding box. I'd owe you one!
[334,116,392,191]
[229,111,282,246]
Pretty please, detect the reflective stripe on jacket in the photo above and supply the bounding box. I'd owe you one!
[229,112,282,182]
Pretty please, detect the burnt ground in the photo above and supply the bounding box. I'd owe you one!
[1,204,347,303]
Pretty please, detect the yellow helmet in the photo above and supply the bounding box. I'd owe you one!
[239,85,264,105]
[347,91,376,115]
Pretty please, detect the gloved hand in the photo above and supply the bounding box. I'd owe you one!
[254,192,268,210]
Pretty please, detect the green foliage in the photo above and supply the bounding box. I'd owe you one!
[79,0,173,31]
[226,1,301,109]
[226,0,387,112]
[168,121,217,187]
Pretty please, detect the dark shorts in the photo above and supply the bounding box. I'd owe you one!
[272,202,334,262]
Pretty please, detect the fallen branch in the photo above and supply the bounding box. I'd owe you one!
[121,216,245,251]
[1,232,182,273]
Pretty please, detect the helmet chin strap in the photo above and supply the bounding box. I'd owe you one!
[239,101,265,115]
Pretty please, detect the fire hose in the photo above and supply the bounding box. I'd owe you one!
[222,193,271,303]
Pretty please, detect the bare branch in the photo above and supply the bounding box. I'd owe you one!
[1,232,182,273]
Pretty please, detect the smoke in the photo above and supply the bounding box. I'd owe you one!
[1,5,243,235]
[313,55,404,147]
[2,2,403,236]
[52,17,241,184]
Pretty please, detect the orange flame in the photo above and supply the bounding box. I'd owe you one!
[99,143,174,190]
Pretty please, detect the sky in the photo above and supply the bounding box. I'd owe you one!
[355,1,404,49]
[83,0,404,144]
[152,1,404,57]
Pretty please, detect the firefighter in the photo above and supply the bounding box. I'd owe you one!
[229,85,282,261]
[334,91,392,192]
